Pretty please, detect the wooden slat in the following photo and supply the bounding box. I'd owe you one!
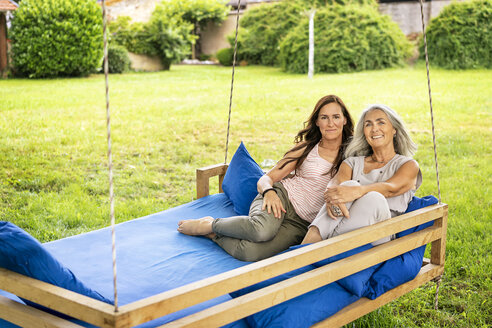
[158,226,442,328]
[116,204,446,327]
[0,269,116,328]
[431,205,448,265]
[196,164,228,198]
[313,263,444,327]
[0,294,85,328]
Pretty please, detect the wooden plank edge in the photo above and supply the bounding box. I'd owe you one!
[0,294,85,328]
[312,263,445,327]
[117,204,446,326]
[156,226,442,328]
[196,164,228,198]
[0,268,116,328]
[196,163,228,174]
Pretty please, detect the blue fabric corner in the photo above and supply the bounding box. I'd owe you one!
[0,221,113,309]
[222,142,264,215]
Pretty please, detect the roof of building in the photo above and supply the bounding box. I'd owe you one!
[0,0,18,12]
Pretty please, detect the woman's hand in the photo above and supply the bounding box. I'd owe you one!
[262,190,286,219]
[325,201,349,220]
[324,185,361,205]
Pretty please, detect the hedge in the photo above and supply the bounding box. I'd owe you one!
[10,0,103,78]
[421,0,492,69]
[279,5,412,73]
[106,44,131,74]
[109,10,193,70]
[233,0,378,66]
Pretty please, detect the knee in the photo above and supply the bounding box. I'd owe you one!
[248,228,276,243]
[246,215,278,243]
[359,191,387,208]
[232,245,266,262]
[358,191,390,221]
[340,180,360,187]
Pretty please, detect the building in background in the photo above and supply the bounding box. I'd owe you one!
[0,0,17,77]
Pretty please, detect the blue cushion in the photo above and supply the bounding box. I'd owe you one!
[398,195,438,238]
[285,244,378,297]
[222,142,264,215]
[309,244,380,297]
[231,264,358,328]
[363,195,438,299]
[0,221,113,309]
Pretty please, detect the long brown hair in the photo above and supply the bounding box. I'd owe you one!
[279,95,354,177]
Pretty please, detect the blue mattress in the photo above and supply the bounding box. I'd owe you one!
[0,193,437,328]
[1,194,250,327]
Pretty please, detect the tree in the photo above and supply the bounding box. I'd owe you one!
[158,0,230,59]
[109,14,194,70]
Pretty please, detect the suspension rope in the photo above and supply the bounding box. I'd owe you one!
[419,0,442,204]
[224,0,242,164]
[434,276,442,310]
[101,0,119,312]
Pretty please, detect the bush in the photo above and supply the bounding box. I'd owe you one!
[110,12,193,70]
[156,0,230,57]
[158,0,229,28]
[146,8,194,69]
[216,47,234,66]
[10,0,103,78]
[421,0,492,69]
[233,0,377,66]
[279,5,412,73]
[106,44,131,73]
[109,16,154,55]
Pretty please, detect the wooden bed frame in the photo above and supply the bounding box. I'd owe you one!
[0,163,447,328]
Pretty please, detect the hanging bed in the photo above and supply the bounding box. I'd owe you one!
[0,141,447,328]
[0,0,448,326]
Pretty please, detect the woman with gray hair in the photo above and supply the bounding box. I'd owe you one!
[302,104,422,245]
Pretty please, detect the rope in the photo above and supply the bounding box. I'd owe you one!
[224,0,241,164]
[434,276,442,310]
[101,0,119,312]
[419,0,442,204]
[419,0,443,314]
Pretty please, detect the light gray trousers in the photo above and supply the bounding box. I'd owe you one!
[212,183,310,262]
[310,180,392,246]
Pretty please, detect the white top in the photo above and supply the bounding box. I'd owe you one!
[344,154,422,217]
[281,144,333,223]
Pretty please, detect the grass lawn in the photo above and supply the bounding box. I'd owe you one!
[0,64,490,327]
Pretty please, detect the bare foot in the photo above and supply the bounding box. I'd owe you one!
[205,232,216,239]
[177,216,214,235]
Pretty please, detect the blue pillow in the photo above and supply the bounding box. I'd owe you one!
[398,195,438,238]
[364,195,438,299]
[284,244,377,297]
[231,264,358,328]
[309,244,380,297]
[222,142,264,215]
[0,221,113,309]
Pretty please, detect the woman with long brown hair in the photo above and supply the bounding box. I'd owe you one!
[178,95,354,261]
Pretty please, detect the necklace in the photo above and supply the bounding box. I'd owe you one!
[371,154,394,164]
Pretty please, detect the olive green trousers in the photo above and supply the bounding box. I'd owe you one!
[212,183,309,261]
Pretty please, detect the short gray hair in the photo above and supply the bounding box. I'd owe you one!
[345,104,417,158]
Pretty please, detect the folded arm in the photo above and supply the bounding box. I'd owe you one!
[326,160,420,204]
[324,160,420,219]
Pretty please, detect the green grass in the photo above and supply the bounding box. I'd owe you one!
[0,64,490,327]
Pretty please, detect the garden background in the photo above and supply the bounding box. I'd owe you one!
[0,0,491,327]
